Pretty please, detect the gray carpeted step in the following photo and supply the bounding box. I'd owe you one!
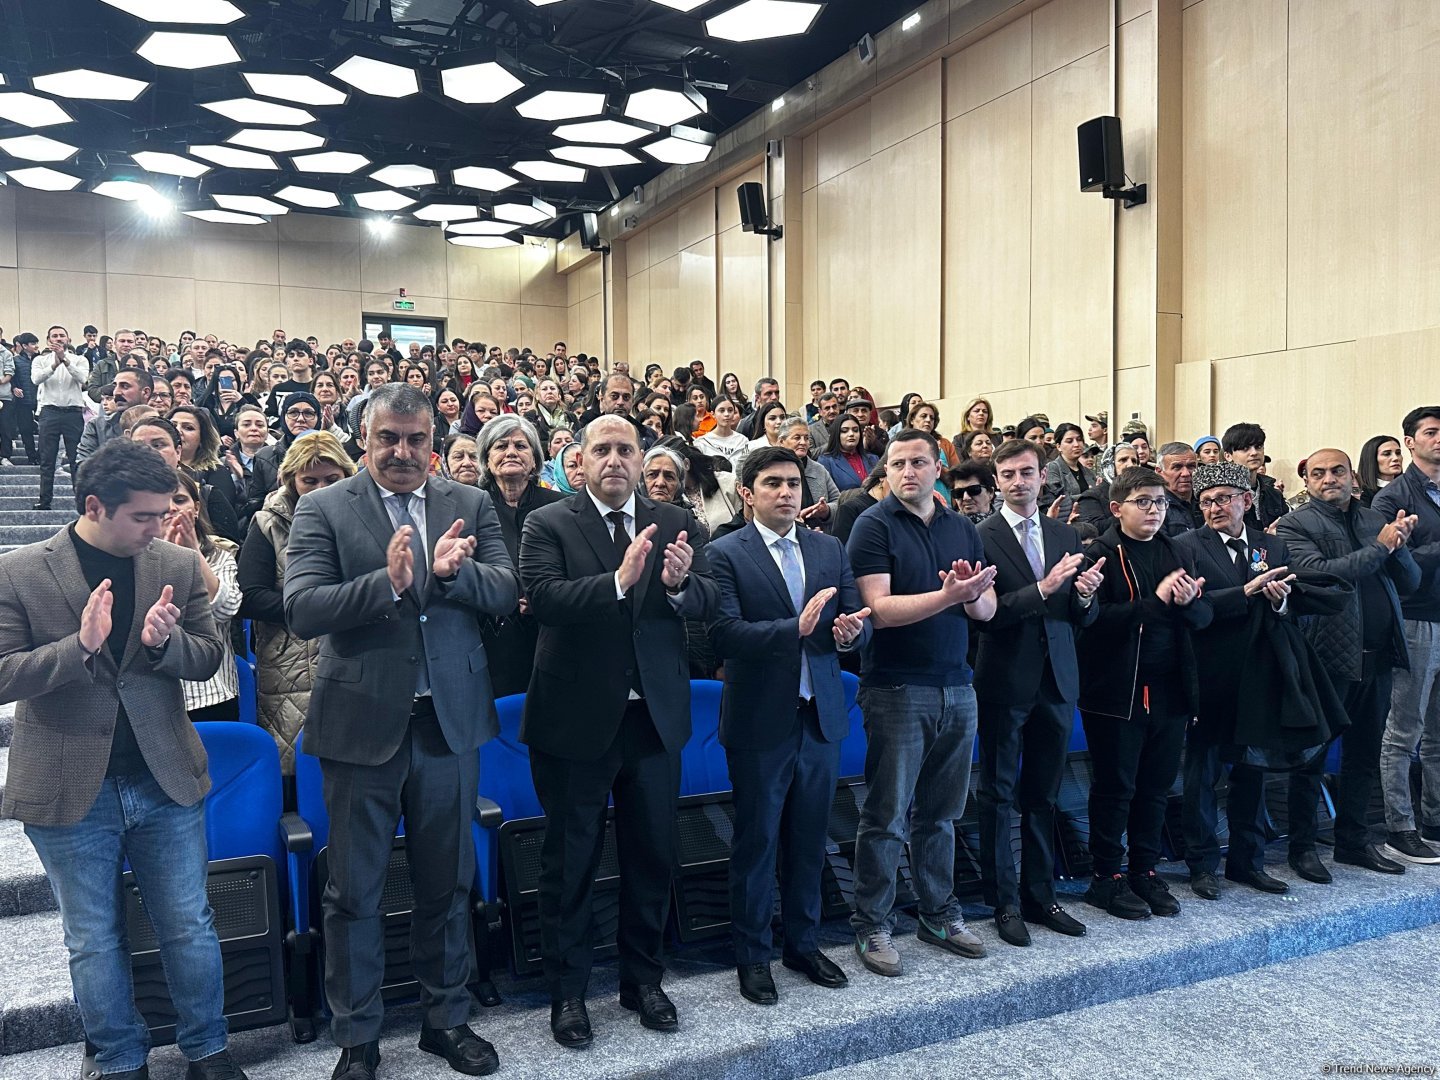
[0,702,12,747]
[0,747,7,801]
[0,512,76,526]
[0,911,79,1058]
[0,819,56,919]
[0,487,74,500]
[0,526,65,545]
[0,498,72,510]
[1,855,1439,1070]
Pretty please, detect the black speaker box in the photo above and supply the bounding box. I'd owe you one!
[1078,115,1125,192]
[579,212,600,250]
[737,182,768,233]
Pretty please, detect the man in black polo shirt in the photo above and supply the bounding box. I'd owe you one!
[846,429,998,977]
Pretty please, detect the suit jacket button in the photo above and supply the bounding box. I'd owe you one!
[634,629,641,638]
[409,656,418,664]
[419,615,428,623]
[116,679,124,689]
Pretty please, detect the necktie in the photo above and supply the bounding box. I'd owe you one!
[1020,517,1045,581]
[388,492,429,695]
[778,536,813,701]
[1226,536,1248,570]
[608,510,632,567]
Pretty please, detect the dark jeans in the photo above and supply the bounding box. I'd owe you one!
[1291,661,1393,853]
[529,700,679,1001]
[1082,678,1187,876]
[320,704,479,1047]
[976,672,1071,911]
[1180,731,1272,875]
[1,400,37,461]
[38,405,84,505]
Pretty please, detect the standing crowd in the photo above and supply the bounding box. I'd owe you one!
[2,321,1438,1080]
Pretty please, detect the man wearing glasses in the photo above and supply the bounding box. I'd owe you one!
[1074,467,1213,922]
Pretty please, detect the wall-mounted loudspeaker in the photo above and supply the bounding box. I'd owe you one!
[737,182,783,240]
[579,212,601,250]
[856,33,876,64]
[1077,115,1147,208]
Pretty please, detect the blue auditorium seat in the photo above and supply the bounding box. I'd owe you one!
[235,655,258,726]
[838,670,866,778]
[679,679,728,796]
[474,694,538,905]
[1068,707,1087,753]
[199,721,283,863]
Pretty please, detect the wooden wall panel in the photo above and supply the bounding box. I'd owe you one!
[1032,0,1109,78]
[871,64,943,154]
[194,280,281,345]
[981,380,1083,433]
[194,218,282,287]
[448,299,522,349]
[718,165,767,234]
[106,274,195,337]
[521,305,569,353]
[569,294,604,358]
[943,85,1032,398]
[15,190,107,272]
[359,222,447,298]
[1029,47,1112,386]
[1181,0,1287,363]
[0,268,18,333]
[105,202,194,280]
[678,237,718,366]
[815,162,873,386]
[519,240,568,308]
[280,287,363,347]
[1115,12,1156,372]
[801,186,820,385]
[447,243,522,305]
[1173,360,1213,444]
[945,14,1032,119]
[0,187,16,269]
[627,267,652,364]
[718,226,766,380]
[678,194,716,252]
[276,214,361,292]
[19,268,107,335]
[648,255,680,365]
[816,103,872,185]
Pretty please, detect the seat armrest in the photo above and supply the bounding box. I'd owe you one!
[475,795,503,829]
[281,811,314,853]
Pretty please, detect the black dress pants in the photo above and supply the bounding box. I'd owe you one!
[529,699,680,1002]
[38,405,83,505]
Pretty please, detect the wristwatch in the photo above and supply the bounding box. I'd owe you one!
[665,574,690,595]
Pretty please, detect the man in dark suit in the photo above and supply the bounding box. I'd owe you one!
[974,439,1103,947]
[1176,464,1302,899]
[518,414,719,1049]
[0,439,243,1080]
[707,447,872,1005]
[285,384,519,1080]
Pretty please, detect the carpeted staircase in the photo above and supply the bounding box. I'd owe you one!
[0,460,76,555]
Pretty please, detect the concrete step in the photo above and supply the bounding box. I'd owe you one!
[0,818,56,920]
[0,748,7,802]
[0,498,72,510]
[0,702,12,748]
[0,852,1438,1066]
[0,526,67,545]
[0,487,74,499]
[0,511,77,526]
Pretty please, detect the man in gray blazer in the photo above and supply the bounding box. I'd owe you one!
[285,383,519,1080]
[0,439,242,1080]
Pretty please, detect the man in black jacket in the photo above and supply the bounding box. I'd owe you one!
[1075,467,1212,921]
[1275,448,1421,877]
[1175,464,1302,899]
[1371,406,1440,864]
[1222,422,1288,531]
[974,440,1103,946]
[1155,442,1202,536]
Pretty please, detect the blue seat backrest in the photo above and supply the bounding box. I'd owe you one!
[838,671,866,778]
[236,657,258,726]
[1068,708,1087,754]
[679,679,729,796]
[293,731,330,852]
[479,694,542,821]
[196,721,282,864]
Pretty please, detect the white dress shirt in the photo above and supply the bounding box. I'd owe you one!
[375,475,428,600]
[1000,503,1045,566]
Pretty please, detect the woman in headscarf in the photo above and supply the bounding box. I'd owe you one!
[247,390,321,506]
[1071,441,1140,541]
[548,440,585,496]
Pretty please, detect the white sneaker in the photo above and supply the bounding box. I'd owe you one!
[855,927,903,977]
[0,458,13,467]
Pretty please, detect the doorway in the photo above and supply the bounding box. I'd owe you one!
[362,315,447,353]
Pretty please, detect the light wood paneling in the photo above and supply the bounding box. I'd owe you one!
[448,299,522,348]
[678,194,715,251]
[566,258,603,307]
[1115,12,1156,372]
[0,268,17,333]
[15,190,107,272]
[718,226,765,379]
[718,164,766,234]
[192,217,281,287]
[448,243,521,305]
[1029,47,1112,385]
[624,232,650,276]
[677,238,718,366]
[870,128,942,400]
[359,222,447,298]
[276,214,361,292]
[0,187,16,269]
[105,202,194,280]
[1181,0,1287,363]
[1173,360,1212,443]
[569,293,604,357]
[816,103,872,184]
[801,187,820,383]
[982,380,1083,432]
[1032,0,1109,78]
[944,85,1032,397]
[648,214,681,265]
[279,287,361,346]
[1119,0,1150,23]
[519,241,567,308]
[815,162,872,385]
[627,268,652,363]
[1114,365,1155,432]
[802,132,820,192]
[19,268,107,333]
[106,274,196,336]
[194,280,280,345]
[871,64,943,154]
[945,14,1032,119]
[521,305,569,353]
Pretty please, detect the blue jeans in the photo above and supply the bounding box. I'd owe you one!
[26,773,227,1075]
[850,683,977,933]
[1382,619,1440,833]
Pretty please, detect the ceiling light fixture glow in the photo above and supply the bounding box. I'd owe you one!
[412,201,481,222]
[451,165,519,192]
[493,196,556,225]
[213,193,290,215]
[437,49,525,104]
[242,71,347,106]
[132,150,211,177]
[650,0,709,9]
[99,0,243,23]
[0,92,73,127]
[291,150,371,174]
[188,143,278,169]
[352,189,415,211]
[515,85,608,121]
[706,0,823,42]
[199,97,316,125]
[0,134,79,161]
[513,159,587,183]
[93,179,161,201]
[902,11,921,30]
[623,76,706,127]
[136,30,242,69]
[186,209,268,225]
[367,217,396,237]
[447,220,521,235]
[552,144,642,167]
[552,118,653,144]
[370,163,436,187]
[448,235,521,248]
[331,54,419,98]
[32,68,149,101]
[275,184,341,208]
[226,127,326,153]
[5,166,82,191]
[642,125,717,165]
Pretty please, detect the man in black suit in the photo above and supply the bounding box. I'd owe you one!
[518,414,719,1049]
[1175,463,1301,900]
[974,439,1103,947]
[707,447,872,1005]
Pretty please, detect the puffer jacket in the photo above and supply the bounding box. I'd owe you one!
[1272,496,1420,682]
[242,487,318,773]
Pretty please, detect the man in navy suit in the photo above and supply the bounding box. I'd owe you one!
[974,439,1104,947]
[707,447,872,1006]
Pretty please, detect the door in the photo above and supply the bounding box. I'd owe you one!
[362,316,446,353]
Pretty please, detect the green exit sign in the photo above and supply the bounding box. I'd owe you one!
[393,298,415,312]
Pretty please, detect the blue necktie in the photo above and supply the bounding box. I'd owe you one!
[388,492,430,696]
[1020,517,1045,581]
[778,536,813,701]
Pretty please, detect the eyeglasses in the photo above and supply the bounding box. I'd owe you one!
[956,484,988,499]
[285,408,318,420]
[1123,496,1170,511]
[1198,492,1241,510]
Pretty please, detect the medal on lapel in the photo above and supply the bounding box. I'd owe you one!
[1251,547,1268,574]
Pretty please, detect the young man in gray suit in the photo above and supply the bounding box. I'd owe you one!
[285,383,519,1080]
[0,439,242,1080]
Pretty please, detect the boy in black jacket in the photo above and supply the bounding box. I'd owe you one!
[1076,467,1213,920]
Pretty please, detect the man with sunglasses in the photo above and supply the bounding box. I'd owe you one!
[1075,467,1213,921]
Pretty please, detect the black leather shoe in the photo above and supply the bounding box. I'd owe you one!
[550,998,592,1049]
[103,1068,150,1080]
[1224,867,1289,894]
[737,963,778,1004]
[782,950,848,988]
[473,978,503,1008]
[187,1050,248,1079]
[1022,902,1087,937]
[1289,849,1332,883]
[1335,845,1405,875]
[619,982,678,1032]
[994,906,1031,947]
[1189,871,1221,901]
[32,501,51,511]
[331,1042,380,1080]
[419,1024,500,1076]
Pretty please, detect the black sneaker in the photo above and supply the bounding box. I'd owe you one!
[1129,870,1181,916]
[1422,824,1440,845]
[1084,873,1152,920]
[1383,830,1440,865]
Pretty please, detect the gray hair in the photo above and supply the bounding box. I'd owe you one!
[753,376,779,398]
[642,444,688,478]
[475,414,543,485]
[1155,441,1195,470]
[777,415,811,441]
[365,382,433,427]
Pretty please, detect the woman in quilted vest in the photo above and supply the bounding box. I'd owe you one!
[238,431,356,774]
